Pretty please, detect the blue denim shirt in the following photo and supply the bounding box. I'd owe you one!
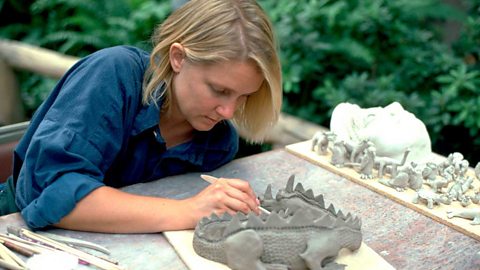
[13,46,238,229]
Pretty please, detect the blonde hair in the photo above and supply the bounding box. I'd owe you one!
[143,0,282,142]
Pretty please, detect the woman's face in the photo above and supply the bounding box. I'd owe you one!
[171,52,263,131]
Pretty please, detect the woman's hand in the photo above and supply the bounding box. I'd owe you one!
[186,177,261,223]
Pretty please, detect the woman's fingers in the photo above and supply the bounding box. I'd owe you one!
[223,178,259,204]
[210,177,260,215]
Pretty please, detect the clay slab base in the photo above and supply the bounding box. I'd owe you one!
[164,230,394,270]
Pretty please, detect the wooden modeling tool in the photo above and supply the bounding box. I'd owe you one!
[7,227,122,270]
[200,174,271,214]
[0,242,26,269]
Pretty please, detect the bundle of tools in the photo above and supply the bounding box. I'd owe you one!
[0,226,123,270]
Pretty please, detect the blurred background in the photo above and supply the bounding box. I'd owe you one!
[0,0,479,163]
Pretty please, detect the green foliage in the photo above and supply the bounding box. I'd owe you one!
[1,0,480,161]
[431,64,480,135]
[260,0,480,162]
[0,0,171,111]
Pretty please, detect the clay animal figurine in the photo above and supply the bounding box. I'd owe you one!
[455,159,469,178]
[374,149,410,178]
[401,162,423,191]
[447,177,474,201]
[412,189,451,209]
[446,208,480,225]
[378,172,409,192]
[424,177,449,193]
[422,162,439,181]
[441,165,456,183]
[193,175,363,270]
[345,146,376,179]
[349,139,374,163]
[471,191,480,204]
[330,140,348,168]
[311,131,335,155]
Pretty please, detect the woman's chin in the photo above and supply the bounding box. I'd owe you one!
[192,121,216,132]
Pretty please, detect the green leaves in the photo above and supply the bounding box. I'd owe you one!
[1,0,479,160]
[0,0,172,111]
[432,64,480,134]
[260,0,480,160]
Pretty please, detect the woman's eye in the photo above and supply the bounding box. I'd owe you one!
[212,87,228,96]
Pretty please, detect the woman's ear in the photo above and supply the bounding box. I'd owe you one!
[169,43,185,73]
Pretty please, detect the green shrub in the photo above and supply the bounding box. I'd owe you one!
[260,0,480,163]
[1,0,480,162]
[1,0,171,112]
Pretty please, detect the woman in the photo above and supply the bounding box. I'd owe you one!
[1,0,282,233]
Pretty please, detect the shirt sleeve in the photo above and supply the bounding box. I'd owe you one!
[15,46,146,229]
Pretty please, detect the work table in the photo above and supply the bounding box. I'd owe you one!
[1,149,480,269]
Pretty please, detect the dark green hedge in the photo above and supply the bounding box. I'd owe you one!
[1,0,479,162]
[261,0,480,163]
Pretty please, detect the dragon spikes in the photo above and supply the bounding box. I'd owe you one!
[197,174,362,239]
[264,184,273,200]
[197,207,361,239]
[260,174,361,229]
[285,175,295,192]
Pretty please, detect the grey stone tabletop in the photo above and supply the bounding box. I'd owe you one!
[1,149,480,269]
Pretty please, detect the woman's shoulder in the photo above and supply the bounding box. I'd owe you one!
[84,45,150,68]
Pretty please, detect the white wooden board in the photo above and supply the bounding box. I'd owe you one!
[164,230,394,270]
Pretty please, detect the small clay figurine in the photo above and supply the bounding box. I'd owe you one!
[379,172,409,192]
[447,177,474,201]
[358,146,376,179]
[311,131,335,155]
[460,196,472,207]
[402,162,423,191]
[446,208,480,225]
[349,139,374,163]
[412,189,451,209]
[471,191,480,204]
[330,140,348,168]
[424,177,449,193]
[374,149,410,178]
[441,165,456,183]
[422,162,439,181]
[345,146,376,179]
[455,159,469,178]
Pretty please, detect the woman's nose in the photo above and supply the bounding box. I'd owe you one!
[216,100,236,119]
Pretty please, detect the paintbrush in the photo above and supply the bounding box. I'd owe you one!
[200,174,271,214]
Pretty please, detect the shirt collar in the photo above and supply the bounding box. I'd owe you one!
[131,101,161,136]
[131,83,165,136]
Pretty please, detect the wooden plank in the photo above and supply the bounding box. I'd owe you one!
[0,39,78,79]
[285,140,480,241]
[164,230,394,270]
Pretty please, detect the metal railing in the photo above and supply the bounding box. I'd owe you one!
[0,121,29,144]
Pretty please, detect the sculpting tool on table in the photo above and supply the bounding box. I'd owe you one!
[200,174,271,214]
[7,226,123,270]
[38,232,111,255]
[0,258,24,270]
[0,242,26,269]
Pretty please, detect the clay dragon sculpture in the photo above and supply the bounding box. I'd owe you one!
[192,175,362,270]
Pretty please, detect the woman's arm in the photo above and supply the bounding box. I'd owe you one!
[56,177,260,233]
